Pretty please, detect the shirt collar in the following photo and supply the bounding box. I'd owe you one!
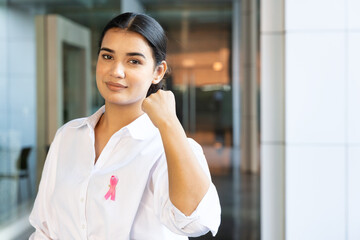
[87,105,106,129]
[125,113,158,140]
[68,106,105,129]
[74,105,157,140]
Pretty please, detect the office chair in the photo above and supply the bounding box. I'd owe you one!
[0,147,32,204]
[17,147,32,203]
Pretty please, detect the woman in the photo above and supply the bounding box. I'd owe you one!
[29,12,221,239]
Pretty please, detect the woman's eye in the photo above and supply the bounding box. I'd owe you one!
[129,59,141,65]
[102,54,113,60]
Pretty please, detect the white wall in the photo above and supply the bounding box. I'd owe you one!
[346,1,360,238]
[261,0,360,239]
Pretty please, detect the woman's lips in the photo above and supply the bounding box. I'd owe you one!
[106,82,128,91]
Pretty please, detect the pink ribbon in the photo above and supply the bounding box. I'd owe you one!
[104,175,118,201]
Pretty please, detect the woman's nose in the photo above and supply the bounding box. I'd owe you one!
[110,62,125,78]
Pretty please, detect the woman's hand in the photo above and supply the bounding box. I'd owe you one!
[141,90,177,129]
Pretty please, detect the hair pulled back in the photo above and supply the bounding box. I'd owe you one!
[98,12,167,97]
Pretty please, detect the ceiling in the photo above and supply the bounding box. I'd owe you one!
[7,0,232,30]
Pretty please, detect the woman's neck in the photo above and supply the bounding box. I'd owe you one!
[99,102,144,134]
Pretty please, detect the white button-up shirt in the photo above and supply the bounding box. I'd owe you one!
[29,106,221,240]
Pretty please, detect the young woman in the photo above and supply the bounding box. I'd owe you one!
[29,12,221,239]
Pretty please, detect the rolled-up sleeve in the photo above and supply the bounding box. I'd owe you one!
[152,138,221,237]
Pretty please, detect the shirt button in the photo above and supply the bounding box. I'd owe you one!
[82,224,86,230]
[80,198,84,203]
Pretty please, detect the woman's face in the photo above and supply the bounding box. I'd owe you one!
[96,28,165,107]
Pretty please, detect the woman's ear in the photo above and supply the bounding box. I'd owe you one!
[152,61,168,84]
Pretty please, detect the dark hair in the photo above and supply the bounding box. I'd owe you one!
[98,12,167,97]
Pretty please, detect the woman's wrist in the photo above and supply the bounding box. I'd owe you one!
[157,115,183,134]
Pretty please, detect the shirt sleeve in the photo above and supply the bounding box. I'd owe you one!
[29,128,62,240]
[152,138,221,237]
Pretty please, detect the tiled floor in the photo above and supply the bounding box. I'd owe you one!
[190,172,261,240]
[192,141,261,240]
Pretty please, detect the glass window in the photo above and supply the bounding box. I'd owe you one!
[0,0,37,233]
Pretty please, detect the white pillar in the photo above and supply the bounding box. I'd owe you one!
[261,0,360,239]
[260,0,285,239]
[346,2,360,239]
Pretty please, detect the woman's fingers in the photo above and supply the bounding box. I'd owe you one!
[142,90,177,128]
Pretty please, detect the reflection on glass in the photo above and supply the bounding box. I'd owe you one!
[163,15,233,176]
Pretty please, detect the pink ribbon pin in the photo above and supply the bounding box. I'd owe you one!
[104,175,118,201]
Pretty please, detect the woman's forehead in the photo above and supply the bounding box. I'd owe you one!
[101,28,152,55]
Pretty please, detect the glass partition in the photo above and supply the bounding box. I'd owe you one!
[63,43,87,123]
[0,0,37,236]
[147,3,233,176]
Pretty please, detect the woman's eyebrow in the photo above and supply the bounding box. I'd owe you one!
[100,47,115,53]
[127,52,146,59]
[99,48,146,59]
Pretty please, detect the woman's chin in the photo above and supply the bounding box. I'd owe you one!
[104,97,143,108]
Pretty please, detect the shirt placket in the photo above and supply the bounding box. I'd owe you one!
[80,128,124,239]
[78,128,97,239]
[79,170,93,238]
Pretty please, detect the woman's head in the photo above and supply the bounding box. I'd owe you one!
[98,12,167,97]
